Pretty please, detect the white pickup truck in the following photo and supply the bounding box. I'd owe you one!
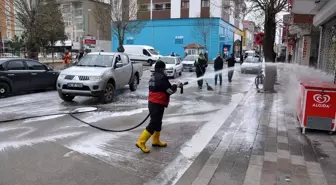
[57,52,143,103]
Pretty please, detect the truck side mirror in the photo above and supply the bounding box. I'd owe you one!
[115,62,123,68]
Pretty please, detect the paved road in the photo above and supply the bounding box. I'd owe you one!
[0,65,257,185]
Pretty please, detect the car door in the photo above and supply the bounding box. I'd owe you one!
[113,54,125,89]
[120,53,132,84]
[25,60,57,90]
[4,60,30,92]
[176,58,183,73]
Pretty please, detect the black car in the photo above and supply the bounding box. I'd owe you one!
[0,58,60,98]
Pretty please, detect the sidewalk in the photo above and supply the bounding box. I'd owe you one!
[175,66,336,185]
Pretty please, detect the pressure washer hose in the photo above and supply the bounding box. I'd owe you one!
[0,82,189,132]
[0,108,151,132]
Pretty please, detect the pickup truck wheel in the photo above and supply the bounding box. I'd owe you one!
[100,82,115,104]
[0,82,11,98]
[58,92,75,102]
[129,76,138,91]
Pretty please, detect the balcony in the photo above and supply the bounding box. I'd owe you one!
[291,0,328,14]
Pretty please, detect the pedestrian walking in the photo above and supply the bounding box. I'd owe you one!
[214,52,224,85]
[62,50,72,69]
[226,53,235,83]
[194,53,208,89]
[136,60,181,153]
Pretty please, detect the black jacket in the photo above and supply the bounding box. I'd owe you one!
[226,57,235,67]
[194,56,208,73]
[214,56,224,70]
[148,71,177,107]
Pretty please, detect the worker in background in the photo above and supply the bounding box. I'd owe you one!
[214,52,224,85]
[194,53,208,89]
[62,50,72,69]
[226,53,235,83]
[136,60,181,153]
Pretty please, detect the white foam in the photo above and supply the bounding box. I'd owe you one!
[145,93,244,185]
[0,131,84,151]
[65,133,123,157]
[23,115,66,123]
[82,108,148,123]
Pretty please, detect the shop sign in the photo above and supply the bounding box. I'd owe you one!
[302,39,308,58]
[175,36,183,44]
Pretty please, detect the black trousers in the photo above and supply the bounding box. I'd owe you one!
[196,67,205,87]
[146,102,165,134]
[228,69,234,82]
[214,69,222,85]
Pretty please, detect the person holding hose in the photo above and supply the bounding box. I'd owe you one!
[214,52,224,85]
[136,60,181,153]
[194,53,208,89]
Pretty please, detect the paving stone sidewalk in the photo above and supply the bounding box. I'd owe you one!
[175,67,336,185]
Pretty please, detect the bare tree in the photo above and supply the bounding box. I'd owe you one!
[246,0,288,62]
[193,16,214,51]
[92,0,112,40]
[109,0,145,52]
[4,0,67,60]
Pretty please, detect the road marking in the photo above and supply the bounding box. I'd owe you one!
[63,151,75,157]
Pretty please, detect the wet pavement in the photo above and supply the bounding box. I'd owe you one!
[175,64,336,185]
[1,64,335,185]
[0,65,256,185]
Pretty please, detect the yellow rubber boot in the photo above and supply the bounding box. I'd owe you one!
[152,131,167,147]
[136,130,152,153]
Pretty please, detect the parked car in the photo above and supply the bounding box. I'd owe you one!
[182,55,198,72]
[241,55,262,74]
[57,52,143,103]
[151,56,183,78]
[124,45,162,65]
[0,58,59,98]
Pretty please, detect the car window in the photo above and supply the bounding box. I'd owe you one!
[26,60,46,70]
[78,54,114,67]
[7,60,26,70]
[143,49,151,56]
[120,54,129,65]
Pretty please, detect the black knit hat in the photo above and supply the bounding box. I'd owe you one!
[154,60,166,71]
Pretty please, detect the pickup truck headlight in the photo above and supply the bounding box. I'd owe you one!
[58,74,66,79]
[89,76,102,81]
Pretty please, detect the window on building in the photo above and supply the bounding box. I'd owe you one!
[154,4,163,10]
[62,4,71,13]
[139,4,149,11]
[181,1,189,9]
[76,23,83,30]
[75,9,83,17]
[165,3,171,10]
[201,0,210,7]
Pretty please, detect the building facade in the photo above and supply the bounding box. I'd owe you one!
[0,0,15,50]
[114,18,234,59]
[57,0,111,51]
[112,0,245,59]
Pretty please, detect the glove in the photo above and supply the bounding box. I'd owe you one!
[171,84,177,92]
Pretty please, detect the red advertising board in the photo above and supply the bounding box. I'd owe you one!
[296,80,336,134]
[84,39,96,45]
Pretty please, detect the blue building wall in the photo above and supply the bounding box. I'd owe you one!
[112,18,234,60]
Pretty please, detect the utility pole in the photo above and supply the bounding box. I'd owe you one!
[150,0,154,47]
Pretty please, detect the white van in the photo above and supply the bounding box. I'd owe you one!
[124,45,162,65]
